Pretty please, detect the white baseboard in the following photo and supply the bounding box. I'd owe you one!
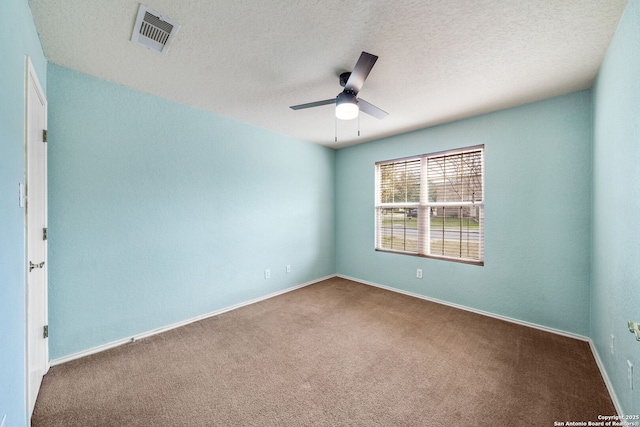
[588,339,624,416]
[50,275,335,367]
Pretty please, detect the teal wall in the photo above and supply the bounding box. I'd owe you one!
[0,0,47,425]
[336,91,593,336]
[591,0,640,415]
[47,64,336,359]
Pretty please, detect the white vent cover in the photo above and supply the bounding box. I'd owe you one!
[131,4,179,55]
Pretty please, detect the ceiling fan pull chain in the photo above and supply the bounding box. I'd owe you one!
[335,114,338,143]
[358,113,361,137]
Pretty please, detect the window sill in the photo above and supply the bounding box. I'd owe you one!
[375,248,484,266]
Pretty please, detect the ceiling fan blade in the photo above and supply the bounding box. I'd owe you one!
[344,52,378,95]
[290,98,336,110]
[358,98,388,119]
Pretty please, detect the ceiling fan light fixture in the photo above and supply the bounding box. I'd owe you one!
[335,92,359,120]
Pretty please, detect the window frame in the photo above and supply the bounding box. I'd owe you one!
[375,145,485,266]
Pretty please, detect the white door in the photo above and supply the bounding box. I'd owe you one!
[25,56,49,417]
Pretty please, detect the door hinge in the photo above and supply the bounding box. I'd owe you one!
[43,227,48,241]
[42,129,47,143]
[43,325,48,339]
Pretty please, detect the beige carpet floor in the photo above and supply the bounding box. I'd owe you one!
[32,277,615,426]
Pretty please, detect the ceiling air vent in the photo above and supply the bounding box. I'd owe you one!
[131,4,180,55]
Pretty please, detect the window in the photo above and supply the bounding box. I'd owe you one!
[375,146,484,265]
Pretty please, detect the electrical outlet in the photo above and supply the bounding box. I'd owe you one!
[611,334,615,354]
[416,269,423,279]
[286,265,291,273]
[265,269,270,279]
[628,360,634,390]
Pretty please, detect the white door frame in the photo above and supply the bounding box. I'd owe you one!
[25,55,49,418]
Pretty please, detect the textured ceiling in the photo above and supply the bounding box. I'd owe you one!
[28,0,627,148]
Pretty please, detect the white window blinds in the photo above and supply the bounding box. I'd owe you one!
[375,146,484,265]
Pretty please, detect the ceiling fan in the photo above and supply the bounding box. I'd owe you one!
[290,51,388,121]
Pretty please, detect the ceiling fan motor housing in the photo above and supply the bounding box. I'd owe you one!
[339,72,351,88]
